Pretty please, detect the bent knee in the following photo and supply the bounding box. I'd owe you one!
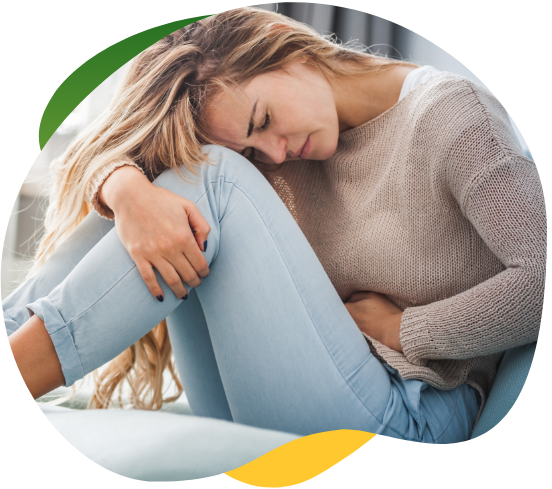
[154,145,269,194]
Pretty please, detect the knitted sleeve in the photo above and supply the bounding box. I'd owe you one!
[400,86,545,364]
[86,158,145,220]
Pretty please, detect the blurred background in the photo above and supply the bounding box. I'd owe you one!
[2,2,530,299]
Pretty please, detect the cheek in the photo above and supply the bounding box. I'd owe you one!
[314,127,339,159]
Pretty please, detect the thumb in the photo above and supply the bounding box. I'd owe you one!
[185,201,211,252]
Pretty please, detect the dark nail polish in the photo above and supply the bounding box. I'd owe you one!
[182,294,188,301]
[156,295,164,303]
[203,240,208,252]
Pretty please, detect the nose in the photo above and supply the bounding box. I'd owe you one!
[257,134,287,164]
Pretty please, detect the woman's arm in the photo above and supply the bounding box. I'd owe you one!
[398,151,545,364]
[96,165,212,301]
[399,78,548,365]
[348,84,545,363]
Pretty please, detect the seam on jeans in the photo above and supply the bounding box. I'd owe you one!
[433,386,462,443]
[226,179,405,440]
[192,187,209,208]
[65,265,137,326]
[346,354,372,381]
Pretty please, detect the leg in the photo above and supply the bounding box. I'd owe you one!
[3,193,231,417]
[3,211,114,335]
[12,145,477,442]
[167,291,233,421]
[159,146,479,442]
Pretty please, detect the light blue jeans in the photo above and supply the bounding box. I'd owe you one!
[3,145,480,443]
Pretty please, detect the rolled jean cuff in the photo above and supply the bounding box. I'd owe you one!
[3,310,20,336]
[27,296,84,387]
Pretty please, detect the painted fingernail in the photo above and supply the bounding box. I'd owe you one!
[203,240,208,252]
[182,294,188,301]
[156,295,164,303]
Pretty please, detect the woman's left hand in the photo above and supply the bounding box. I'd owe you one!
[345,292,404,352]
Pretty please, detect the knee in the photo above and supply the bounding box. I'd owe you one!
[201,144,267,184]
[154,145,268,194]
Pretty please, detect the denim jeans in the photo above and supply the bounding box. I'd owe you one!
[3,145,480,443]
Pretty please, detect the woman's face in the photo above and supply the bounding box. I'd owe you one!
[205,60,340,164]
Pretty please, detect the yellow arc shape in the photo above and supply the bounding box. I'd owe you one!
[226,429,376,487]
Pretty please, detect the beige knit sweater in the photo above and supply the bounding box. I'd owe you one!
[89,72,545,406]
[252,72,545,405]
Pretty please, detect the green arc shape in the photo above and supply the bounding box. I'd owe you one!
[39,15,211,149]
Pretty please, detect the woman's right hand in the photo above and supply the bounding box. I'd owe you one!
[99,165,210,301]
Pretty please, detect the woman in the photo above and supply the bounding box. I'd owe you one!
[3,8,544,443]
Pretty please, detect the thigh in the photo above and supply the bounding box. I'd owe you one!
[166,290,232,421]
[158,148,412,439]
[172,147,475,441]
[3,210,114,334]
[21,146,457,441]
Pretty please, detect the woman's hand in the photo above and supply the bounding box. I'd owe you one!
[345,291,403,352]
[99,166,210,301]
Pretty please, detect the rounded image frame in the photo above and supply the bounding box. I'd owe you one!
[1,2,549,487]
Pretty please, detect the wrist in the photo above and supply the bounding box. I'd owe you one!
[390,312,403,353]
[99,165,151,214]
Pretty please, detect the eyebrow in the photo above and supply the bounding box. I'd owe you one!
[247,100,258,138]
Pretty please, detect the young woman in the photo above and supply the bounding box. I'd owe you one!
[3,7,544,443]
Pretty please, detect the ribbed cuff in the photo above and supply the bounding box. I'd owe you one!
[27,297,84,387]
[399,306,434,367]
[87,160,145,220]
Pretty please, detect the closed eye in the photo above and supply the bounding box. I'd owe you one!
[260,113,270,131]
[240,113,270,159]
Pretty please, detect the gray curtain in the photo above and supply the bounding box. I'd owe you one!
[255,3,401,58]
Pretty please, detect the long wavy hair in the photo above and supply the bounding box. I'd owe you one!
[32,7,415,409]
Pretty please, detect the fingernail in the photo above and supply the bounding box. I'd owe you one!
[203,240,208,252]
[156,295,164,303]
[182,294,188,300]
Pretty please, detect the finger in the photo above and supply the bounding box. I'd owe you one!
[135,258,166,302]
[173,228,210,278]
[152,258,190,300]
[166,251,203,289]
[185,202,211,253]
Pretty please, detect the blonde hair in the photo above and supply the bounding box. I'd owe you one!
[33,7,415,409]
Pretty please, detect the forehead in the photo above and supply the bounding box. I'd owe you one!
[205,86,255,149]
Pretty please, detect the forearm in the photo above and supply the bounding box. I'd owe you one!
[88,159,148,219]
[98,164,152,216]
[401,152,545,363]
[400,265,543,364]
